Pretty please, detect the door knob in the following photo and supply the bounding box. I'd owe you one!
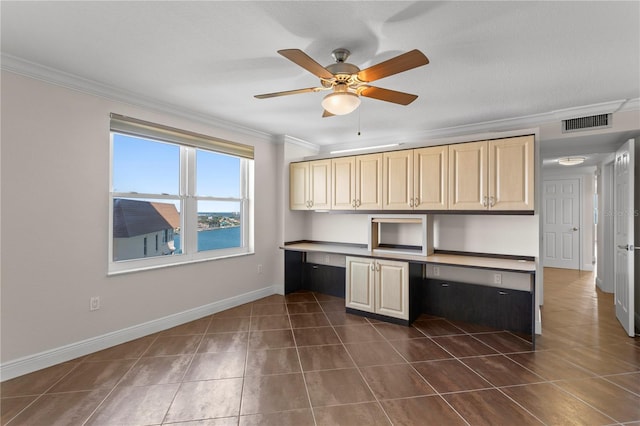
[572,227,579,231]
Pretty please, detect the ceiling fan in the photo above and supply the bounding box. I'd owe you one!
[254,48,429,117]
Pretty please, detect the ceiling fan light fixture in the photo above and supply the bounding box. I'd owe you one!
[558,156,586,166]
[321,91,361,115]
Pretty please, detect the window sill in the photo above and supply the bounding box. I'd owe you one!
[107,250,255,276]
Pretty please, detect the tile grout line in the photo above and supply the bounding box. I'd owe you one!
[287,294,319,426]
[81,333,165,426]
[325,310,397,425]
[374,319,472,426]
[4,358,88,426]
[235,301,254,424]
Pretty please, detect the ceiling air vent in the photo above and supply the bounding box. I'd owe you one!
[562,114,611,133]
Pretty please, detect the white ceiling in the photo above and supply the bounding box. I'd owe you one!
[2,1,639,158]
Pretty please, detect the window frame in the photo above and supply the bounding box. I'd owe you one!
[108,115,255,275]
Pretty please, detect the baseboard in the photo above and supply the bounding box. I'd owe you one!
[0,284,280,381]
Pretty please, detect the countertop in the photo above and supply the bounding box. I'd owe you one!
[282,241,536,274]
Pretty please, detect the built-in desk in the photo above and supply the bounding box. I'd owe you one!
[282,241,537,348]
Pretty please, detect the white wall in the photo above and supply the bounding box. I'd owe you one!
[432,215,538,256]
[0,71,281,367]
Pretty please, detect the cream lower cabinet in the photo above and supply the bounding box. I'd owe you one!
[449,135,534,210]
[289,159,331,210]
[345,256,409,320]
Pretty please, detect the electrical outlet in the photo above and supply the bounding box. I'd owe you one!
[90,296,100,311]
[493,273,502,285]
[433,266,440,277]
[257,264,263,274]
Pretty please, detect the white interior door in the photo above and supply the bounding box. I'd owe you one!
[614,139,635,337]
[543,179,581,269]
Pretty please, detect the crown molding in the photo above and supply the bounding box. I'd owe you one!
[1,53,273,143]
[551,99,629,121]
[3,53,637,151]
[320,98,640,154]
[282,135,320,152]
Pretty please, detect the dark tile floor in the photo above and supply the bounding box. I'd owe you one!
[1,268,639,425]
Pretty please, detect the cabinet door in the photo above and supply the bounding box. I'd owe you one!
[309,159,332,210]
[376,259,409,320]
[449,141,488,210]
[345,257,375,313]
[414,146,448,210]
[382,150,413,210]
[356,153,383,209]
[488,135,535,210]
[331,156,356,210]
[289,162,309,210]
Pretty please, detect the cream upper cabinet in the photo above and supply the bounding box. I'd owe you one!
[383,147,448,210]
[289,159,331,210]
[355,153,383,210]
[331,156,356,210]
[414,145,448,210]
[489,135,535,210]
[289,162,309,210]
[449,136,534,211]
[332,153,382,210]
[383,150,414,210]
[449,141,488,210]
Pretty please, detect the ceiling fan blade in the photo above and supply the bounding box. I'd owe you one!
[278,49,335,80]
[357,50,429,82]
[322,110,335,118]
[254,87,324,99]
[359,86,419,105]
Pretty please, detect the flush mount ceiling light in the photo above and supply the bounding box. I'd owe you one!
[558,156,586,166]
[321,84,361,115]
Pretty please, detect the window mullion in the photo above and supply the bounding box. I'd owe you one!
[183,147,198,254]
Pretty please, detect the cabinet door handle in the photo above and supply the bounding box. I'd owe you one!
[489,196,496,207]
[370,262,375,271]
[498,291,509,295]
[409,198,414,207]
[352,199,356,208]
[356,199,361,208]
[482,196,488,207]
[312,265,319,269]
[414,197,420,207]
[309,200,313,208]
[375,262,380,271]
[441,283,449,287]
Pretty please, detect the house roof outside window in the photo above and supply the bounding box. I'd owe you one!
[113,199,180,238]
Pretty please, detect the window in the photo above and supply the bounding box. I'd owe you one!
[109,114,254,274]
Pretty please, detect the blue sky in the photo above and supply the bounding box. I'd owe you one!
[113,133,241,212]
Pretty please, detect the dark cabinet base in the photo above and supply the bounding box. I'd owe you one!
[284,250,345,298]
[284,250,534,348]
[422,278,534,346]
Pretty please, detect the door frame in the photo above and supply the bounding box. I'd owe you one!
[597,160,616,292]
[542,173,586,270]
[540,174,585,271]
